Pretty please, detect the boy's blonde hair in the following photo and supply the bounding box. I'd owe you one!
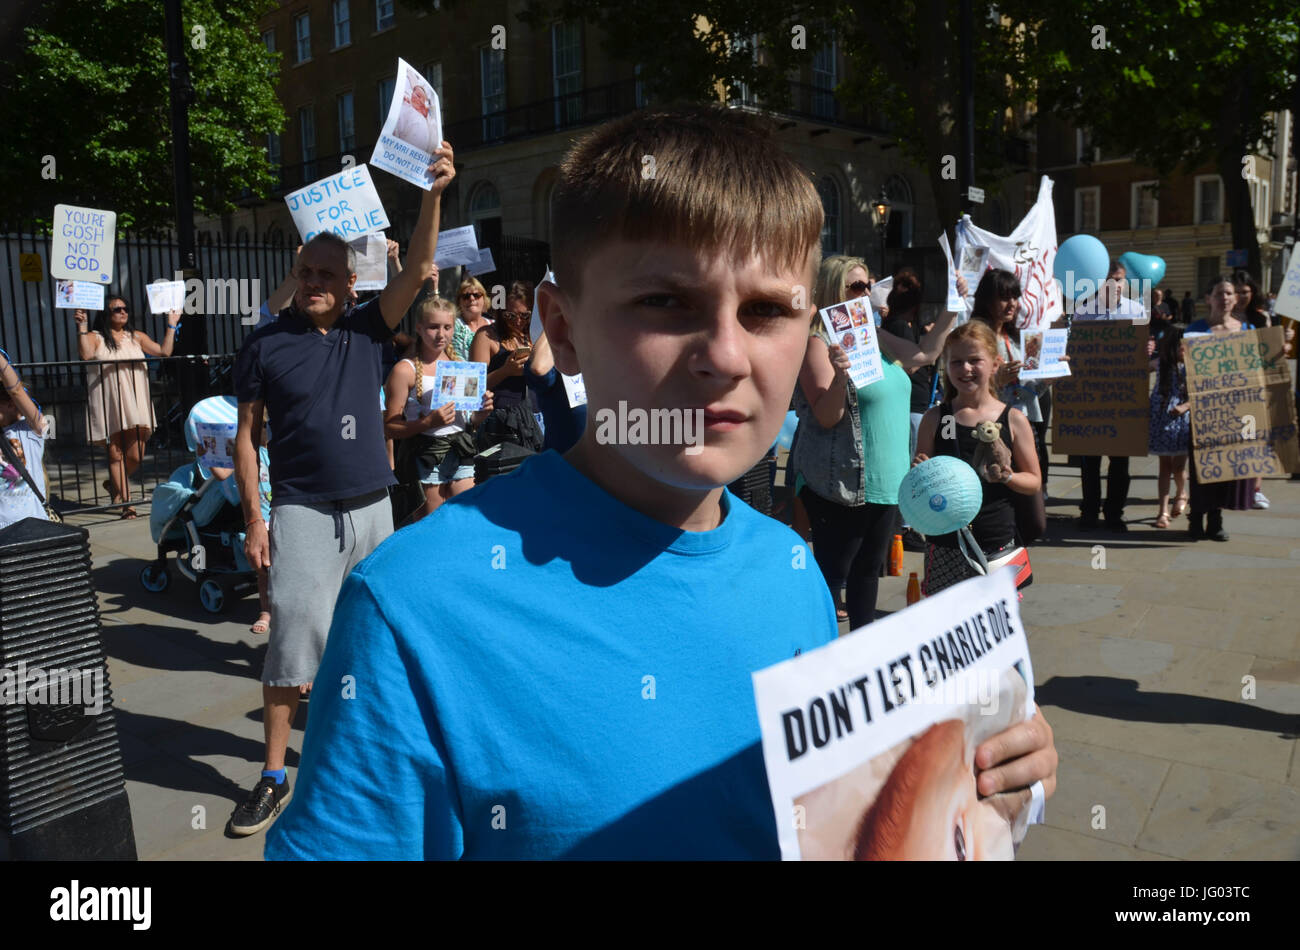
[414,296,461,400]
[551,106,823,298]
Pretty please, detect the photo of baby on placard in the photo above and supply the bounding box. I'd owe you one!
[828,305,852,333]
[462,377,479,399]
[841,331,857,352]
[441,376,457,396]
[394,75,439,156]
[794,666,1030,861]
[849,300,868,328]
[1022,331,1043,371]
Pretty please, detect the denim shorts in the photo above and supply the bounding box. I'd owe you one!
[416,448,474,486]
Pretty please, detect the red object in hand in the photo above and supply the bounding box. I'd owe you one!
[888,534,904,577]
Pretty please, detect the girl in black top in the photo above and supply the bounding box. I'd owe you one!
[913,321,1041,595]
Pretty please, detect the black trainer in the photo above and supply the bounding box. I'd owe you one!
[229,775,292,837]
[1103,517,1128,533]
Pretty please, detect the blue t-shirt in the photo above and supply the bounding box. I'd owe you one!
[234,298,395,505]
[1,420,48,530]
[265,450,837,860]
[524,366,588,454]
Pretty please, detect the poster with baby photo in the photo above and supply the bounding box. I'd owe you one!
[54,280,104,310]
[430,360,488,411]
[370,58,443,190]
[1017,328,1071,381]
[145,279,186,314]
[193,421,238,470]
[819,295,884,388]
[753,568,1039,861]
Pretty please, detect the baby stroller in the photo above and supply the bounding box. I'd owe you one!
[138,396,260,614]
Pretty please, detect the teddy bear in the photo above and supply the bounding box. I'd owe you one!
[970,420,1014,484]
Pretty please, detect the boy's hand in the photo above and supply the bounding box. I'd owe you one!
[428,143,456,196]
[975,704,1057,805]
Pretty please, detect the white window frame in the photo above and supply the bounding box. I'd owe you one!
[1250,177,1270,230]
[551,22,582,127]
[293,13,311,64]
[375,0,395,32]
[261,29,275,53]
[332,0,351,48]
[1194,174,1223,225]
[337,92,355,153]
[1074,185,1100,232]
[1131,180,1158,229]
[1075,129,1100,164]
[480,47,506,142]
[298,106,316,179]
[730,33,759,106]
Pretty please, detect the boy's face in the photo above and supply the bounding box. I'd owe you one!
[545,238,813,491]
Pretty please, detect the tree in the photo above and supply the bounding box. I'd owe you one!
[1,0,284,230]
[1008,0,1299,279]
[506,1,1041,240]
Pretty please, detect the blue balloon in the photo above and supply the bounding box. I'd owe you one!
[1054,234,1110,300]
[897,456,984,537]
[1118,251,1166,290]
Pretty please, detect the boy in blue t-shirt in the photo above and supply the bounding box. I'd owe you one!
[266,106,1058,860]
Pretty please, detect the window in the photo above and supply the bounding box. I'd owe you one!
[1075,129,1100,164]
[729,33,758,105]
[423,61,443,115]
[377,76,396,130]
[1250,177,1270,229]
[332,0,350,47]
[299,107,316,181]
[1194,175,1222,225]
[1196,256,1220,301]
[818,177,841,255]
[261,29,275,53]
[634,63,647,109]
[294,13,310,64]
[469,182,502,251]
[376,0,395,31]
[337,92,355,153]
[812,40,837,119]
[481,47,505,142]
[1074,186,1100,232]
[552,22,583,127]
[1131,180,1158,229]
[884,174,914,248]
[266,132,281,188]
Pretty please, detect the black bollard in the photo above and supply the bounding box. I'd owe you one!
[0,518,137,860]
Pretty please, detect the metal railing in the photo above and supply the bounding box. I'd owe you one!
[14,354,237,515]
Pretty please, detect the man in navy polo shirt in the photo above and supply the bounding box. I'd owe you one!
[226,144,456,837]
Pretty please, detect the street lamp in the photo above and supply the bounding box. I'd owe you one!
[871,188,892,276]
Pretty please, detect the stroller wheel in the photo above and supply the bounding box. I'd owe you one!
[198,579,227,614]
[139,562,170,593]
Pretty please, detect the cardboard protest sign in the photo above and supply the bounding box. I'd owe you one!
[370,58,443,190]
[51,205,116,284]
[1275,248,1300,321]
[1185,327,1299,484]
[820,296,884,389]
[145,280,186,314]
[54,280,104,310]
[430,360,487,411]
[284,165,390,243]
[954,176,1062,330]
[1017,328,1070,381]
[433,225,481,268]
[753,568,1037,861]
[938,232,967,314]
[465,248,496,277]
[193,421,237,471]
[349,233,389,291]
[1052,320,1149,456]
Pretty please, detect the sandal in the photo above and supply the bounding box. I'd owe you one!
[1154,511,1170,529]
[250,612,271,635]
[119,505,137,520]
[836,608,849,622]
[1171,495,1188,518]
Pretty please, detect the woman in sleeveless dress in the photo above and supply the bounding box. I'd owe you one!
[74,298,178,518]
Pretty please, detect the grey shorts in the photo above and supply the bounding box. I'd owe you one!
[263,489,392,687]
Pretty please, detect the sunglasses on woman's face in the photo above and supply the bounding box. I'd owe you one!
[460,292,483,301]
[110,306,128,313]
[847,281,871,296]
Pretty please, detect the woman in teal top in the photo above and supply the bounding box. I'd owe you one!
[793,255,965,627]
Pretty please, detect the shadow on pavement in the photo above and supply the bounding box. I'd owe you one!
[1037,675,1300,738]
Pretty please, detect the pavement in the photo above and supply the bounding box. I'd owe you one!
[79,451,1300,861]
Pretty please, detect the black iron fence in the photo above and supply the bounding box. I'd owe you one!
[14,354,236,516]
[1,224,295,365]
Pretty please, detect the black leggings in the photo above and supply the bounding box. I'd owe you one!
[800,487,897,628]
